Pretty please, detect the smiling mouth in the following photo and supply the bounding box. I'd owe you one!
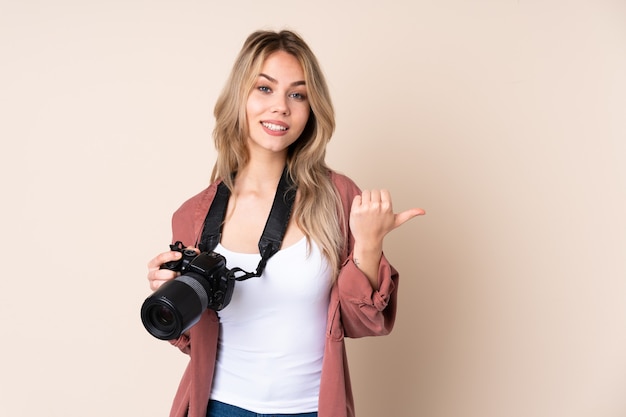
[261,122,288,132]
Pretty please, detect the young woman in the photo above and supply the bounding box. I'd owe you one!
[146,29,425,417]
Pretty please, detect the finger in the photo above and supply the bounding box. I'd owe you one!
[393,207,426,229]
[150,279,168,291]
[361,189,371,204]
[351,194,362,210]
[379,189,392,211]
[148,268,178,289]
[369,189,381,206]
[147,250,182,270]
[152,268,179,280]
[380,189,392,203]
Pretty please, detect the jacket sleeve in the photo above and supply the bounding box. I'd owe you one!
[337,253,399,338]
[165,183,219,353]
[331,171,400,338]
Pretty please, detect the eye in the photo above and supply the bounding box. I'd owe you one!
[289,92,307,101]
[258,86,271,93]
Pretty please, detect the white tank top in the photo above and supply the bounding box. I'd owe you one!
[209,237,332,413]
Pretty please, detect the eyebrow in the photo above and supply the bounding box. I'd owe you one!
[259,73,306,87]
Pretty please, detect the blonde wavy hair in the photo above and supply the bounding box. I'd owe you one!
[211,30,344,276]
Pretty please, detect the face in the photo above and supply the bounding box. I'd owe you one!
[245,50,310,157]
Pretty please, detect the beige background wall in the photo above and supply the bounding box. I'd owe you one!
[1,1,625,416]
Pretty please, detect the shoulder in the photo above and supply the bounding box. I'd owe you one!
[328,170,362,226]
[329,170,361,199]
[173,180,221,221]
[171,180,222,245]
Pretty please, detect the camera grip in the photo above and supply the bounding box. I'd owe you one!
[160,260,180,271]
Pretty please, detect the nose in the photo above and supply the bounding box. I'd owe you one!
[271,95,289,115]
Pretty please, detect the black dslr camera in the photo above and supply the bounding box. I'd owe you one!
[140,241,234,340]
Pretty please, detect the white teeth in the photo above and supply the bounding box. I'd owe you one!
[262,122,287,131]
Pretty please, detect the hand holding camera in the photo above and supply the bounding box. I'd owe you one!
[141,242,235,340]
[147,246,188,291]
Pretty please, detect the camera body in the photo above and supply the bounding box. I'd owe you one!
[140,242,234,340]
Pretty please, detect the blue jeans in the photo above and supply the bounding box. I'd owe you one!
[206,400,318,417]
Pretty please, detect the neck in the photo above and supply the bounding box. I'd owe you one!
[235,155,287,192]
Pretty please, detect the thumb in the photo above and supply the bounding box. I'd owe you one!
[393,207,426,229]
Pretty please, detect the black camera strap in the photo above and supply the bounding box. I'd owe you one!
[198,166,296,281]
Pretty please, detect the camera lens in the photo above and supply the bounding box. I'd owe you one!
[141,296,183,340]
[141,273,208,340]
[152,306,175,328]
[140,251,232,340]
